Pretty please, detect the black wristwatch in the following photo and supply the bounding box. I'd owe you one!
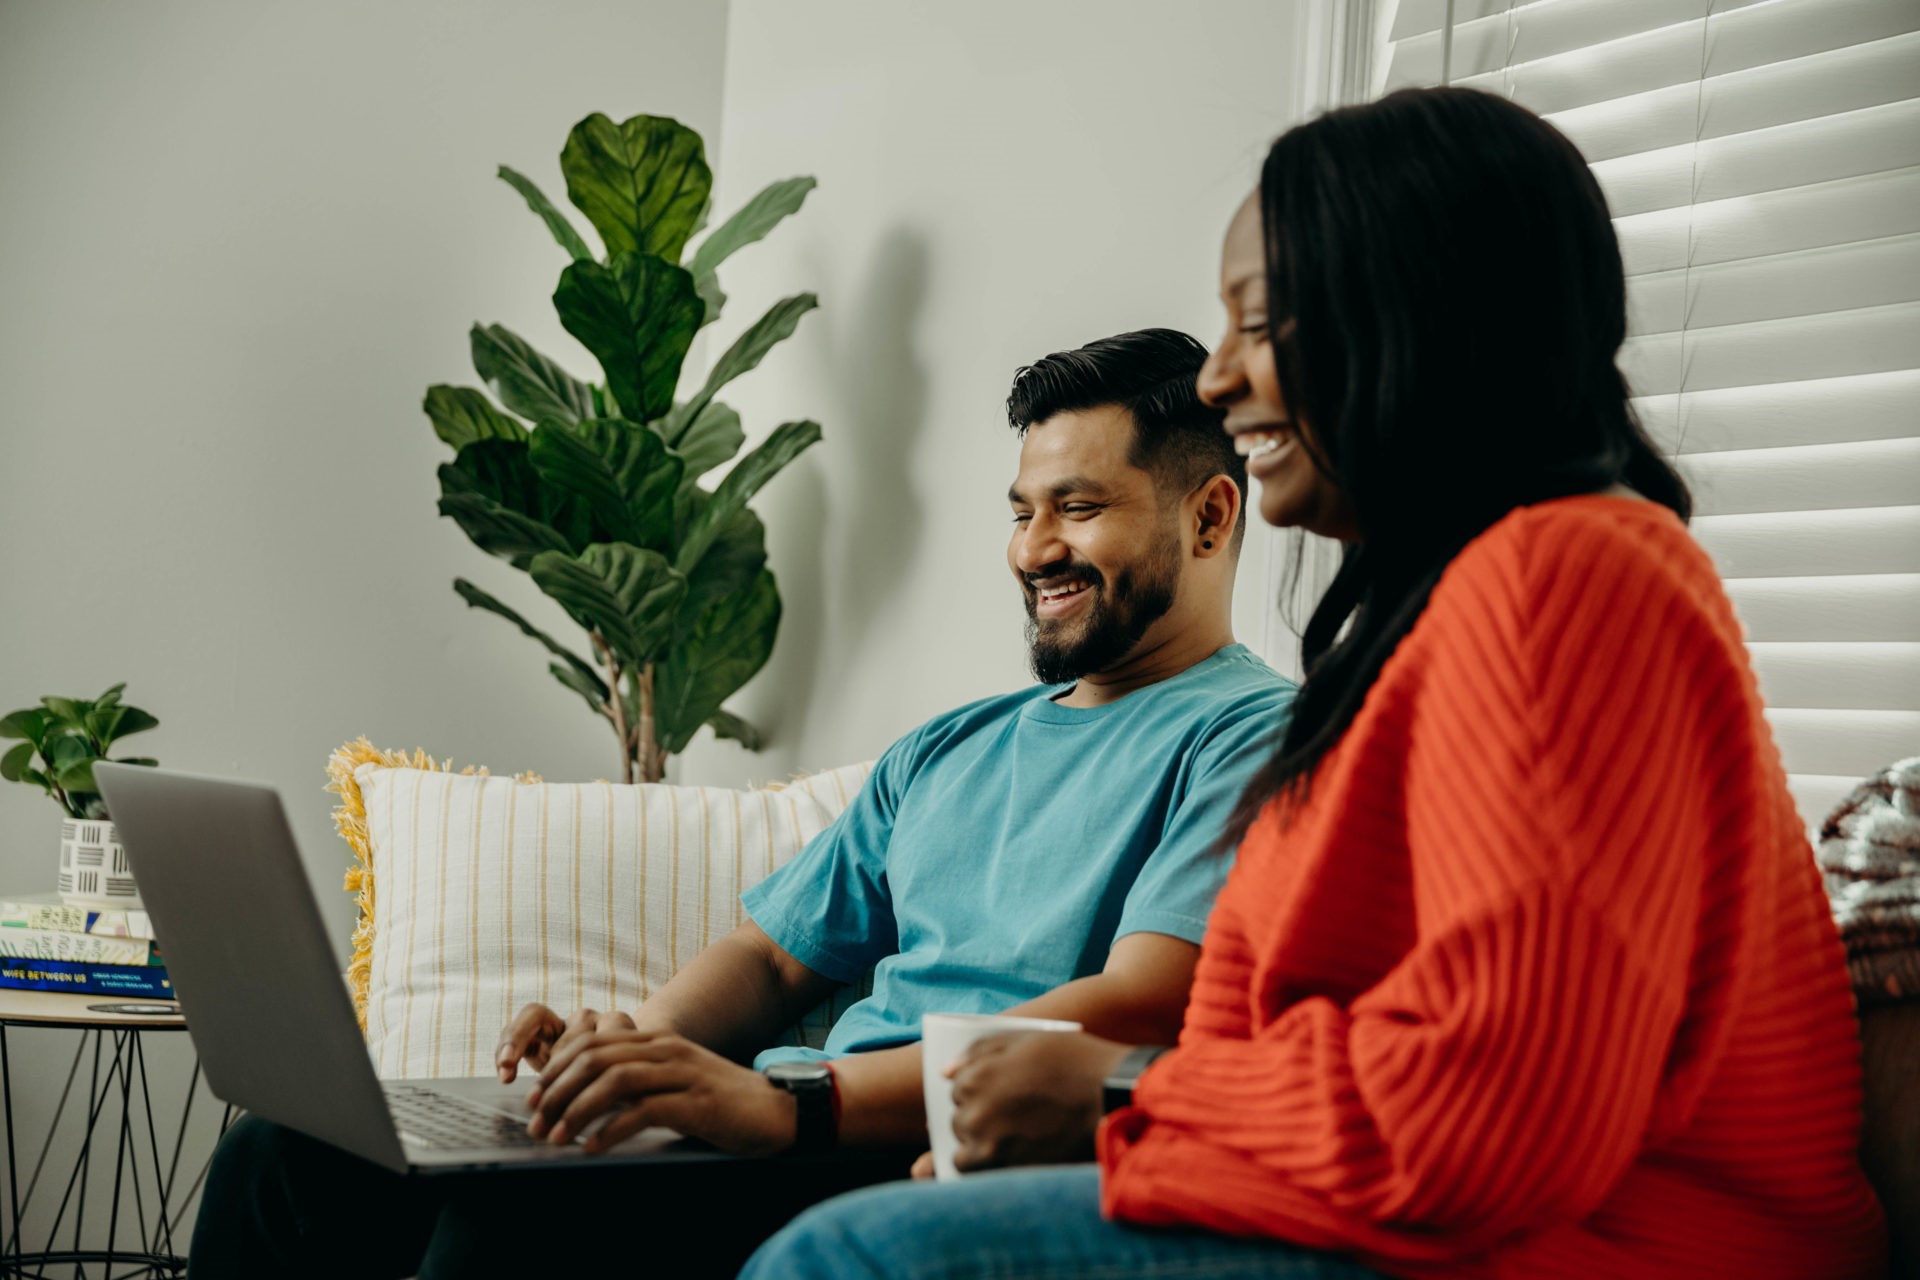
[762,1060,838,1155]
[1102,1045,1170,1114]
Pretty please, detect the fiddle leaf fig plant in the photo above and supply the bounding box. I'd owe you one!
[430,112,821,783]
[0,684,159,819]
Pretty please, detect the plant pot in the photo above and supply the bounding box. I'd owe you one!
[58,818,143,910]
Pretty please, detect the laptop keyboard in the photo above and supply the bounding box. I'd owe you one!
[384,1083,552,1150]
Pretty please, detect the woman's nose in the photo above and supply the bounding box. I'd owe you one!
[1197,343,1242,409]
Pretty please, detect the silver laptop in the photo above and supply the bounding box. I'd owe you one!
[95,764,738,1175]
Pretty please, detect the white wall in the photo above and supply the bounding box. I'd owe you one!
[679,0,1308,788]
[0,0,732,947]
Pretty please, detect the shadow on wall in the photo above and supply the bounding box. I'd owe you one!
[760,225,932,756]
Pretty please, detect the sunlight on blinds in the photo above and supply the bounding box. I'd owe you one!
[1371,0,1920,828]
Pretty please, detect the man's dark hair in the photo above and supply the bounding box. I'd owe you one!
[1006,328,1246,546]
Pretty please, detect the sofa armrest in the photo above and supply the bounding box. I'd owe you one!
[1861,1001,1920,1275]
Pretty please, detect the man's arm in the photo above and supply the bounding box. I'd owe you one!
[628,920,841,1061]
[495,920,838,1079]
[519,929,1199,1153]
[832,930,1200,1146]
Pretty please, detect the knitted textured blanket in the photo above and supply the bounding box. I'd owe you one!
[1819,756,1920,1007]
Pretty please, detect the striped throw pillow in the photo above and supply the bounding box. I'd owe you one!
[330,742,873,1079]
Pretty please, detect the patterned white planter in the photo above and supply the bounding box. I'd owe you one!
[58,818,143,910]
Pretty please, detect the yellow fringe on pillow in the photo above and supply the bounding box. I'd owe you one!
[324,738,538,1032]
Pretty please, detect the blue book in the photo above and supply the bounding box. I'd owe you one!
[0,957,173,999]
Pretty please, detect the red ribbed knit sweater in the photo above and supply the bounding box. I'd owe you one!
[1100,496,1886,1277]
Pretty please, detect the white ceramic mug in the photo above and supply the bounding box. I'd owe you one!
[921,1012,1082,1181]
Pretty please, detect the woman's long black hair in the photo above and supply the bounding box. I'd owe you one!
[1226,87,1692,843]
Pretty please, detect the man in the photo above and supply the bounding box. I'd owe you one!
[189,328,1294,1279]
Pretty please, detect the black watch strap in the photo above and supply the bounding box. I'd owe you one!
[763,1063,838,1155]
[1102,1045,1170,1114]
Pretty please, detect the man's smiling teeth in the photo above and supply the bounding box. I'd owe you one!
[1037,581,1091,601]
[1234,431,1289,458]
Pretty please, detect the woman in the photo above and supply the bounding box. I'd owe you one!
[740,88,1886,1278]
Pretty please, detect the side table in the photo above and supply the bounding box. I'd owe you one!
[0,990,233,1278]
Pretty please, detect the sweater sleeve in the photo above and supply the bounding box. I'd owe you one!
[1101,509,1747,1264]
[1103,885,1690,1262]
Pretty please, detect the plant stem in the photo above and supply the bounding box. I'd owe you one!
[609,679,634,785]
[593,632,636,786]
[637,664,661,784]
[47,766,74,819]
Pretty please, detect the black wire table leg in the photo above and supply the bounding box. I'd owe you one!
[0,1011,210,1278]
[0,1027,16,1278]
[104,1032,135,1280]
[131,1036,172,1264]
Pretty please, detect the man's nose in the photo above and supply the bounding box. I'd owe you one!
[1014,513,1068,576]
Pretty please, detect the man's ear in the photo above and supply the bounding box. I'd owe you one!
[1192,474,1240,557]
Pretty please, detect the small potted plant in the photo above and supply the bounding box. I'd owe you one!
[0,684,160,908]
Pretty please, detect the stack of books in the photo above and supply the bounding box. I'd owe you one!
[0,894,172,999]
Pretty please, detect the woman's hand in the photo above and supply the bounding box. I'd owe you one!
[947,1031,1135,1172]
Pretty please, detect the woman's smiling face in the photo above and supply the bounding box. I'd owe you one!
[1196,193,1355,540]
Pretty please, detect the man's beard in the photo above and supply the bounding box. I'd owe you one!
[1023,535,1181,686]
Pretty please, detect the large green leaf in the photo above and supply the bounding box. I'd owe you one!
[86,706,157,750]
[438,494,574,569]
[528,544,687,667]
[44,734,90,775]
[706,709,764,751]
[560,113,711,264]
[0,710,48,743]
[41,698,87,730]
[106,707,156,739]
[0,742,36,782]
[669,401,745,478]
[438,439,593,568]
[56,760,97,795]
[654,568,781,755]
[424,385,528,452]
[687,176,816,281]
[668,293,818,436]
[673,420,821,575]
[470,324,596,426]
[446,439,598,546]
[552,254,702,424]
[526,419,683,552]
[675,506,766,641]
[497,165,594,261]
[452,578,608,706]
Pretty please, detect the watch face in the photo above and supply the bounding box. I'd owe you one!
[764,1061,833,1085]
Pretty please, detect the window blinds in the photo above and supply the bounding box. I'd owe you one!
[1368,0,1920,829]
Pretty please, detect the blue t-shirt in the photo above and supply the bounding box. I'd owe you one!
[743,643,1294,1067]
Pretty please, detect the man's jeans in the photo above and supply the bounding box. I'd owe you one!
[187,1114,909,1279]
[742,1165,1387,1280]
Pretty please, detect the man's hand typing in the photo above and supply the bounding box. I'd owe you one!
[494,1003,640,1083]
[525,1028,798,1156]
